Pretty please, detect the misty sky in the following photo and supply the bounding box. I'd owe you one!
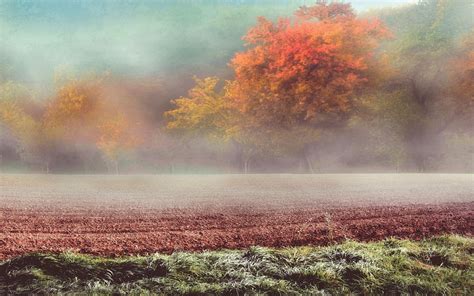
[0,0,418,90]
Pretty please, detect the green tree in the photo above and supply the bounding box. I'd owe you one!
[375,0,474,171]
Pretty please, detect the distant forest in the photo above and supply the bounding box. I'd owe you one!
[0,0,473,173]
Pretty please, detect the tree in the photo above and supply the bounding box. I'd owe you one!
[165,77,242,171]
[1,74,146,173]
[165,76,297,173]
[96,114,142,174]
[0,100,39,163]
[0,82,59,172]
[43,76,104,142]
[375,0,474,171]
[448,33,474,111]
[42,75,106,172]
[227,1,390,171]
[230,1,389,125]
[166,2,391,173]
[45,74,145,174]
[166,77,232,142]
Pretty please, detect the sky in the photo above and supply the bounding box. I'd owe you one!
[0,0,419,91]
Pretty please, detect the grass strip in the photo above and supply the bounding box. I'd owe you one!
[1,235,473,295]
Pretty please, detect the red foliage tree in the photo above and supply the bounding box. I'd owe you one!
[229,1,391,128]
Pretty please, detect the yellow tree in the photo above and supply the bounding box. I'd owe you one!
[166,77,320,172]
[40,76,106,172]
[165,77,240,169]
[96,113,142,174]
[166,77,232,141]
[43,76,104,143]
[0,97,57,172]
[1,75,146,173]
[0,81,60,172]
[44,74,145,173]
[0,101,38,151]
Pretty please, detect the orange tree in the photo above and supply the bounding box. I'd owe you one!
[228,1,390,170]
[448,33,474,113]
[43,76,104,149]
[0,82,59,172]
[1,74,145,173]
[166,1,390,172]
[45,75,144,173]
[230,1,390,125]
[96,113,143,174]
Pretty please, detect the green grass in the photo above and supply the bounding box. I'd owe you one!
[1,235,473,295]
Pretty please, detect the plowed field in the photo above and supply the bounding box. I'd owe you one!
[1,174,472,259]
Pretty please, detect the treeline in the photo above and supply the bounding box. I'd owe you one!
[0,0,473,173]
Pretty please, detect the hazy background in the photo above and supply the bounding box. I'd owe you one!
[0,0,416,91]
[0,0,472,174]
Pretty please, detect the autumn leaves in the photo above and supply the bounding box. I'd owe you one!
[1,1,472,173]
[0,76,143,173]
[166,2,390,171]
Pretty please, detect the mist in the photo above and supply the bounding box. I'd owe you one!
[0,1,417,87]
[0,0,472,174]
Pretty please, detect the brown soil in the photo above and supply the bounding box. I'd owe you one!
[1,174,472,259]
[1,202,472,259]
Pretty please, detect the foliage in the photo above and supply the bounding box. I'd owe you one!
[229,1,390,127]
[166,76,321,171]
[97,113,143,173]
[0,82,57,171]
[166,1,391,172]
[447,32,474,111]
[43,76,105,142]
[0,75,145,173]
[1,0,473,173]
[166,77,232,142]
[362,0,474,171]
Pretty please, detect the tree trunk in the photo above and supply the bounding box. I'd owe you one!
[243,157,251,174]
[304,151,315,174]
[114,160,119,175]
[415,155,426,172]
[83,162,88,174]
